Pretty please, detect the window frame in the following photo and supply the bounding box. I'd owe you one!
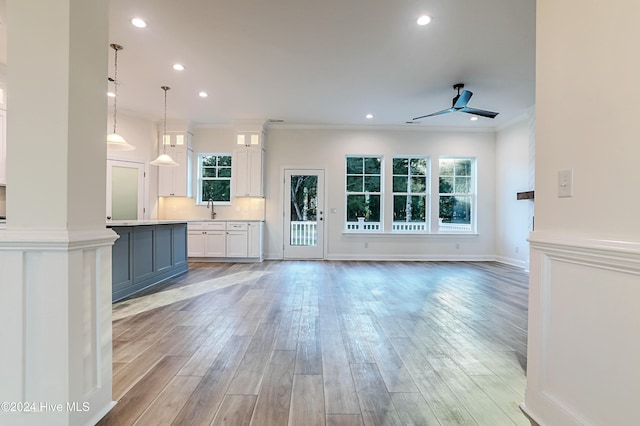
[344,155,384,232]
[196,152,233,205]
[438,156,476,233]
[391,155,430,233]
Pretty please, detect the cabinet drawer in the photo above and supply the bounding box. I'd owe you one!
[188,221,226,231]
[188,221,207,231]
[208,222,227,231]
[226,222,248,231]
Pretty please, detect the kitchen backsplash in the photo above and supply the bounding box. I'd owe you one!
[0,186,6,217]
[159,196,265,221]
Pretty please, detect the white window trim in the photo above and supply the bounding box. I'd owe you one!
[344,154,384,233]
[438,156,476,234]
[196,152,233,205]
[391,155,431,233]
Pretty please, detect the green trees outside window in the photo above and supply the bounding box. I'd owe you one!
[392,157,429,224]
[346,156,382,224]
[439,158,473,226]
[199,153,232,203]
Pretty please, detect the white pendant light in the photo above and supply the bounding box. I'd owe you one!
[151,86,179,167]
[107,43,135,151]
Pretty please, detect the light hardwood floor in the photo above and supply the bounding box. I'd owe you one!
[98,261,529,426]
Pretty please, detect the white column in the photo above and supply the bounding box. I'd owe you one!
[0,1,117,425]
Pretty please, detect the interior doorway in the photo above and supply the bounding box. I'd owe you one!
[107,159,146,221]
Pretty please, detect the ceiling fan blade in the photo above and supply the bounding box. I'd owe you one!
[412,108,455,120]
[453,90,473,109]
[460,107,499,119]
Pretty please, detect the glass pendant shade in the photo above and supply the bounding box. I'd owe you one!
[151,85,179,167]
[107,43,135,151]
[150,153,178,166]
[107,132,135,151]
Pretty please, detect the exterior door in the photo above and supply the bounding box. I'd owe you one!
[107,160,146,221]
[284,169,324,259]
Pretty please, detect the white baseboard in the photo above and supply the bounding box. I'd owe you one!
[495,255,529,270]
[264,253,498,262]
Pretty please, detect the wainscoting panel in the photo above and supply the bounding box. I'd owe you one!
[523,231,640,426]
[0,229,117,426]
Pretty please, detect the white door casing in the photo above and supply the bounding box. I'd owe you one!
[284,169,325,259]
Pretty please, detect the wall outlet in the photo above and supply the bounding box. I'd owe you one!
[455,243,460,249]
[558,169,573,198]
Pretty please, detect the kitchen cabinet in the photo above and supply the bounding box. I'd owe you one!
[233,131,264,197]
[158,131,193,197]
[247,221,263,258]
[188,220,263,261]
[188,221,225,257]
[226,222,248,257]
[110,222,188,302]
[0,108,6,185]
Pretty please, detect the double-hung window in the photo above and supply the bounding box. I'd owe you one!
[392,156,429,232]
[198,153,232,204]
[438,157,475,232]
[345,156,382,231]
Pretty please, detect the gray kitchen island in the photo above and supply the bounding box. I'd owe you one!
[108,220,188,302]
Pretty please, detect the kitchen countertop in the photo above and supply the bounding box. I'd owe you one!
[107,219,189,227]
[187,219,265,222]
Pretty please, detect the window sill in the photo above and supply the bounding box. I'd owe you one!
[342,231,479,238]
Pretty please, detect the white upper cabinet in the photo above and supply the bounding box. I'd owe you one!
[158,131,193,197]
[0,109,6,186]
[233,131,264,197]
[0,81,6,186]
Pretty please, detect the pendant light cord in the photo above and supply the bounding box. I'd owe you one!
[110,44,123,135]
[161,86,170,154]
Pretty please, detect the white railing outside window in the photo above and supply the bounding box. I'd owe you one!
[346,219,381,231]
[438,220,472,232]
[392,222,427,232]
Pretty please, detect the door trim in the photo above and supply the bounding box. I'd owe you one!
[107,159,148,221]
[282,168,326,260]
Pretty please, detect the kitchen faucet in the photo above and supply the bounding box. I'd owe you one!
[207,198,216,219]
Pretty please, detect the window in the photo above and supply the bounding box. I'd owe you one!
[392,156,429,232]
[345,156,382,231]
[198,153,232,204]
[439,157,475,232]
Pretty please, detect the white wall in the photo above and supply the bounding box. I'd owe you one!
[263,126,496,260]
[495,112,534,269]
[524,1,640,425]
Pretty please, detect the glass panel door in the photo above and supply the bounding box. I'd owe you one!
[107,160,145,221]
[284,169,324,259]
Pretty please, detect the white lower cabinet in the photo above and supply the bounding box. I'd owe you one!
[188,221,263,260]
[205,230,226,257]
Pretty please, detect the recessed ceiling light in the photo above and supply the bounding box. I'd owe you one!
[173,63,185,71]
[198,91,208,98]
[366,114,374,119]
[107,91,116,98]
[417,15,431,26]
[131,18,147,28]
[470,116,479,121]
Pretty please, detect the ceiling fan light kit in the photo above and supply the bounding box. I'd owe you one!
[412,83,499,121]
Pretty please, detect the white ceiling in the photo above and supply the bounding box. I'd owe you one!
[3,0,536,129]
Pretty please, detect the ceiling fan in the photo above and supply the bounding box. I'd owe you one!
[412,83,499,121]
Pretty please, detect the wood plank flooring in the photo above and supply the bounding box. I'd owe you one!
[98,261,529,426]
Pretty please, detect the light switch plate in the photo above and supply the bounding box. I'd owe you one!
[558,169,573,197]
